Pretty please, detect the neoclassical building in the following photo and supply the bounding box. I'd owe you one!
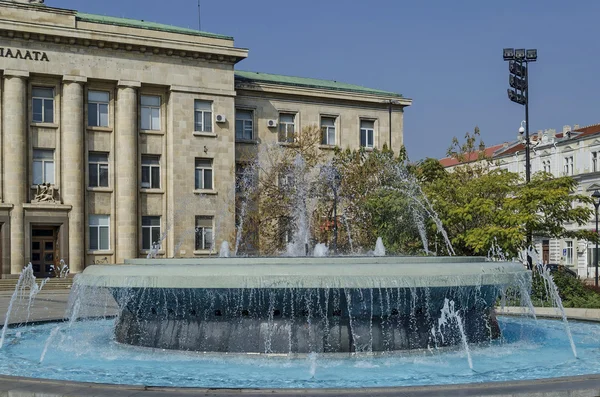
[0,0,411,278]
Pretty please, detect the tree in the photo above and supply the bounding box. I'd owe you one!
[419,128,596,257]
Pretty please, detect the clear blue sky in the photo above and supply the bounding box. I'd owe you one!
[51,0,600,161]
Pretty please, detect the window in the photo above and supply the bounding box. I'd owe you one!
[141,95,161,130]
[195,158,213,190]
[32,87,54,123]
[235,109,253,140]
[194,100,212,133]
[279,113,296,143]
[360,120,375,148]
[88,152,109,187]
[279,169,295,190]
[88,90,109,127]
[543,160,551,173]
[563,156,574,176]
[142,216,161,250]
[33,149,54,185]
[321,116,336,145]
[565,241,574,265]
[195,216,214,251]
[89,215,110,251]
[141,155,160,189]
[593,151,599,172]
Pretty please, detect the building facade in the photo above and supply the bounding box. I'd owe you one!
[0,0,411,278]
[441,123,600,278]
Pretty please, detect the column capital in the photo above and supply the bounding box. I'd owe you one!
[118,80,141,89]
[2,69,29,78]
[63,75,87,84]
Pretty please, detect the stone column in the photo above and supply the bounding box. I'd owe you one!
[61,75,86,273]
[115,81,140,263]
[2,70,29,274]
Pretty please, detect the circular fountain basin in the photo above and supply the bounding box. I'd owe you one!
[72,257,528,354]
[0,316,599,390]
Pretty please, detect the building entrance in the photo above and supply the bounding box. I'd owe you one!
[31,227,59,277]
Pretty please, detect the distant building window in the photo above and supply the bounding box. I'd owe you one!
[89,152,109,187]
[142,216,161,250]
[33,149,54,185]
[141,155,160,189]
[195,158,213,190]
[194,100,212,133]
[565,241,573,265]
[593,151,599,172]
[141,95,161,130]
[542,160,551,173]
[360,119,375,148]
[563,156,574,176]
[89,215,110,251]
[235,109,253,140]
[195,216,214,251]
[88,90,109,127]
[279,113,296,143]
[321,116,336,145]
[32,87,54,123]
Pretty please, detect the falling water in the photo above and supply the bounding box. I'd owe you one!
[313,243,329,257]
[219,241,231,257]
[373,238,385,256]
[0,264,46,349]
[436,298,473,370]
[39,325,61,363]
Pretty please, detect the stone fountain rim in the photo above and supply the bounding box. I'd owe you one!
[74,256,529,289]
[2,371,600,396]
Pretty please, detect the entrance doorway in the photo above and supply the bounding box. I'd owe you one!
[31,226,59,277]
[542,240,550,265]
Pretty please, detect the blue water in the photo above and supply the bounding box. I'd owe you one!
[1,316,599,388]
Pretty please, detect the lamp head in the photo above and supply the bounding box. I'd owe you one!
[592,190,600,200]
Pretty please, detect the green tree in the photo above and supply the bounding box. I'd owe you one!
[420,128,597,257]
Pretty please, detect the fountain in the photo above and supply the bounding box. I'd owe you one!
[72,256,526,354]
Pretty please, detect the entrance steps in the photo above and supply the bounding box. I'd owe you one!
[0,277,73,292]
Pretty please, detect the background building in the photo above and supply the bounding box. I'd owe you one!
[0,0,411,278]
[440,123,600,278]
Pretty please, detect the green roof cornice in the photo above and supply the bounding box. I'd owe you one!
[235,71,402,98]
[75,12,233,41]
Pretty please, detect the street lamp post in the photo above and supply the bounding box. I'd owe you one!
[504,48,537,183]
[592,190,600,286]
[504,48,537,267]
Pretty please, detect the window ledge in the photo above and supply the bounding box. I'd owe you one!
[30,122,59,129]
[87,126,113,133]
[140,129,165,135]
[87,187,113,193]
[30,184,59,190]
[193,250,215,255]
[319,144,337,150]
[87,250,113,255]
[236,139,258,144]
[193,131,217,138]
[140,188,164,194]
[361,147,374,152]
[140,250,165,256]
[194,189,218,195]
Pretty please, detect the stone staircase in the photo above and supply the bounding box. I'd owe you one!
[0,277,74,292]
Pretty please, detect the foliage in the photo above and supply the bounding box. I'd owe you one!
[531,269,600,308]
[418,127,596,257]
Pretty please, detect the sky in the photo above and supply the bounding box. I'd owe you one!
[50,0,600,161]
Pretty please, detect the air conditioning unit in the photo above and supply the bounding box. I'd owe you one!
[215,114,226,123]
[267,119,278,128]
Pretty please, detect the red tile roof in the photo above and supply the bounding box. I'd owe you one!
[439,123,600,167]
[439,143,507,167]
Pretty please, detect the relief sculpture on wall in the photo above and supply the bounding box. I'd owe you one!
[32,183,57,203]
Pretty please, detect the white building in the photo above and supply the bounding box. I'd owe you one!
[441,123,600,278]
